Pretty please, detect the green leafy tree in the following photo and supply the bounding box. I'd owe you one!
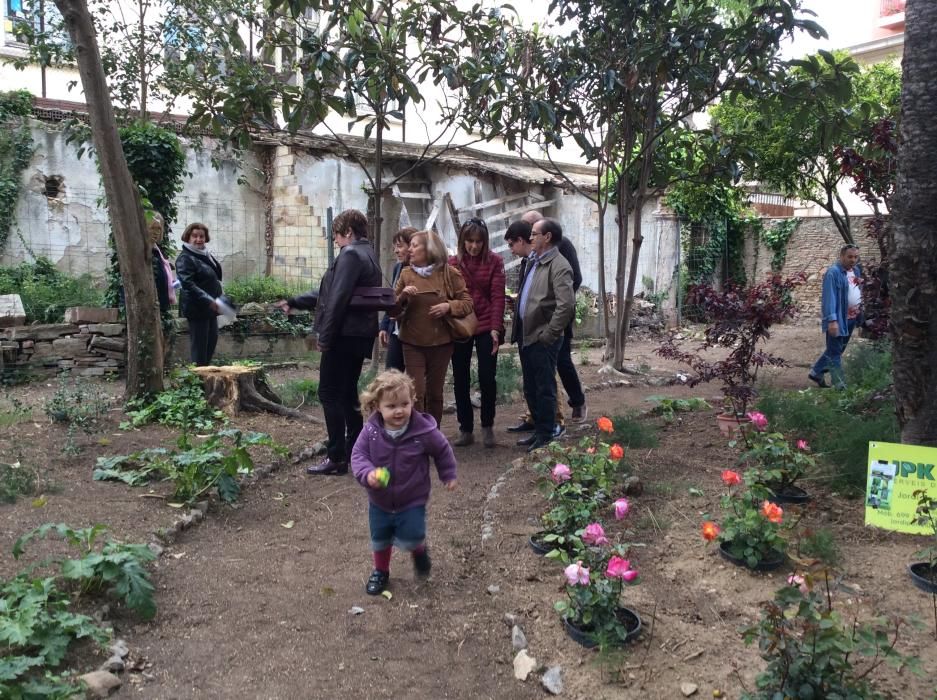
[458,0,824,369]
[712,52,901,244]
[169,0,502,261]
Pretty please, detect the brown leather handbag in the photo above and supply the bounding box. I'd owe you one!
[442,264,478,342]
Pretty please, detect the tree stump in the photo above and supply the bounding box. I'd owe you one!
[190,366,320,422]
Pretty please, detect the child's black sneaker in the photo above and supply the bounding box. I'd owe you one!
[366,569,389,595]
[412,549,432,578]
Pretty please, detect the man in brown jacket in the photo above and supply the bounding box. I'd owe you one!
[515,218,576,452]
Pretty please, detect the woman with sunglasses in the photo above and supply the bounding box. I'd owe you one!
[448,218,506,448]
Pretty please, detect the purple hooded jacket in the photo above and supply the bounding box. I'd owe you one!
[351,410,457,513]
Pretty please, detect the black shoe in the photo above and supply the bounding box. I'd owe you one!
[807,372,830,389]
[507,421,536,433]
[412,549,431,578]
[516,434,538,447]
[526,436,554,454]
[306,458,348,475]
[366,569,389,595]
[553,424,567,439]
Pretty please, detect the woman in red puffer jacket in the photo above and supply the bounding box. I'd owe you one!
[448,218,506,448]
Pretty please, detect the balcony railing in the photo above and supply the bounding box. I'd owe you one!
[880,0,906,17]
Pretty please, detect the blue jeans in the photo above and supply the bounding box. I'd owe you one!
[811,320,857,387]
[368,503,426,551]
[520,336,563,442]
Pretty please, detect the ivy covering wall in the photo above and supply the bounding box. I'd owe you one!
[0,90,35,255]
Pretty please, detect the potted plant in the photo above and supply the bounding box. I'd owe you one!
[554,540,641,649]
[909,489,937,608]
[737,422,816,505]
[657,275,804,434]
[703,472,788,571]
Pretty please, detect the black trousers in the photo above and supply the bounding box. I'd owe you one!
[385,333,405,372]
[557,329,585,408]
[318,335,373,463]
[187,316,218,366]
[520,337,562,442]
[451,331,497,433]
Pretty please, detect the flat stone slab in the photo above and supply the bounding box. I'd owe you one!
[0,294,26,328]
[64,307,119,324]
[8,324,81,341]
[86,323,125,336]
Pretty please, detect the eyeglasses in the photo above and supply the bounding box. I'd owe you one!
[465,217,489,230]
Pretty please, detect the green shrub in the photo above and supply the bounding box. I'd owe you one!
[0,461,38,504]
[757,343,898,494]
[123,368,224,432]
[608,414,659,449]
[224,275,311,305]
[0,258,105,324]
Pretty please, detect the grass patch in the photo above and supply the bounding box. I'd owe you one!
[608,414,659,449]
[757,342,898,495]
[277,378,320,407]
[223,275,311,304]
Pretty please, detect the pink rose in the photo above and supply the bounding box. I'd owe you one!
[613,498,630,520]
[796,439,809,451]
[551,463,572,483]
[582,523,609,546]
[746,411,768,431]
[605,555,631,579]
[622,568,639,582]
[564,561,590,586]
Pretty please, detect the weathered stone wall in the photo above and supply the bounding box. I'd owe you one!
[0,307,125,377]
[743,215,881,313]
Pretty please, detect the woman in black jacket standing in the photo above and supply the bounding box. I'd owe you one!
[176,222,222,366]
[276,209,381,475]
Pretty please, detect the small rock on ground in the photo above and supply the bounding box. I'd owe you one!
[511,625,528,651]
[79,670,122,697]
[99,655,124,673]
[503,613,516,627]
[513,650,537,681]
[680,682,699,697]
[348,606,365,615]
[108,639,129,658]
[541,666,563,695]
[623,476,643,496]
[487,584,500,595]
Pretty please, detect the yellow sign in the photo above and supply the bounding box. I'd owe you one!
[865,441,937,535]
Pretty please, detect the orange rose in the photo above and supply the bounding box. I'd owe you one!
[721,470,742,486]
[596,416,614,433]
[701,521,720,542]
[609,443,624,460]
[761,501,784,524]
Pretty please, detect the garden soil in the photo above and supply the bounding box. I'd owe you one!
[1,323,935,699]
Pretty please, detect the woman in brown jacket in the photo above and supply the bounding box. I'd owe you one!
[395,230,474,426]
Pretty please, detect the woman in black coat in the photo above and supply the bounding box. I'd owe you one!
[176,222,223,366]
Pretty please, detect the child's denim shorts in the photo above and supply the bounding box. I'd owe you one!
[368,503,426,551]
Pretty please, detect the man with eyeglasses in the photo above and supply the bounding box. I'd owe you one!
[511,217,576,452]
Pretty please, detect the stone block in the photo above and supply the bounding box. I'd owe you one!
[0,294,26,328]
[52,337,90,355]
[30,341,55,357]
[64,307,119,324]
[9,324,81,341]
[89,336,126,353]
[80,367,107,376]
[86,323,125,337]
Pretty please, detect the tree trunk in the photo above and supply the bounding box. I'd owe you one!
[53,0,164,398]
[890,0,937,446]
[612,175,630,370]
[373,115,384,268]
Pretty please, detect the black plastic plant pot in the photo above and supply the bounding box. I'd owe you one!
[908,563,937,594]
[719,540,786,572]
[766,485,811,506]
[528,532,552,556]
[563,607,642,648]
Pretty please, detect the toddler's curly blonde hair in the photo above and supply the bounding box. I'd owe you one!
[360,369,416,416]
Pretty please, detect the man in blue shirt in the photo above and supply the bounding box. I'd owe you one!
[809,244,863,389]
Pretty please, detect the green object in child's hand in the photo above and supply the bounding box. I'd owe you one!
[374,467,391,488]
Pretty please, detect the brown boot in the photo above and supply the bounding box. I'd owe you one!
[452,431,474,447]
[482,427,496,448]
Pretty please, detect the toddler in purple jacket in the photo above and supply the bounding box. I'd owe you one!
[351,370,457,595]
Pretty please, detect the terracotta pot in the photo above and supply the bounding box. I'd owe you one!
[718,540,786,572]
[563,607,642,648]
[717,412,751,437]
[909,562,937,594]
